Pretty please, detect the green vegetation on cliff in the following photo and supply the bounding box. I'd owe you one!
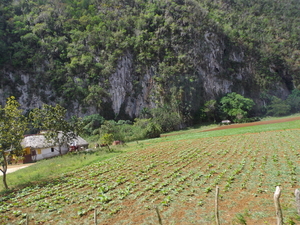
[0,0,299,119]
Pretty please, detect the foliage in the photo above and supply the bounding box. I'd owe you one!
[100,133,114,146]
[267,97,291,117]
[151,105,183,132]
[0,96,28,189]
[83,85,109,112]
[30,104,83,155]
[88,118,162,143]
[202,100,217,122]
[144,121,162,139]
[286,89,300,113]
[0,0,298,120]
[220,92,255,122]
[82,114,105,135]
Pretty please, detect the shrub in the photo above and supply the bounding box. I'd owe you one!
[151,105,183,132]
[145,122,162,138]
[82,114,105,135]
[100,133,114,146]
[220,92,255,122]
[267,97,291,116]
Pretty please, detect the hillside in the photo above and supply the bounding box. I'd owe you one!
[1,119,300,224]
[0,0,299,119]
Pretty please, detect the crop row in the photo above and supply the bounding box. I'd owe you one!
[1,129,300,224]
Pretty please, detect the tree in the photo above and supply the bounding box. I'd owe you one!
[267,97,291,117]
[151,105,183,132]
[30,104,83,156]
[100,133,114,151]
[82,114,105,135]
[0,96,28,189]
[220,92,255,122]
[139,107,151,119]
[84,85,109,113]
[203,100,217,122]
[145,121,162,138]
[286,89,300,113]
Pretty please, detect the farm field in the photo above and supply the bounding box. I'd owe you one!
[1,119,300,224]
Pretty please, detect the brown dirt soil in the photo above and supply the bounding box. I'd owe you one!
[2,117,300,224]
[161,116,300,138]
[205,116,300,132]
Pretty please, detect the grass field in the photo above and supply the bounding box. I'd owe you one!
[1,118,300,224]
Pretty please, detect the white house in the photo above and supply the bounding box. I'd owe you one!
[21,133,89,163]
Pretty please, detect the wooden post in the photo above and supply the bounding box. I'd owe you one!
[155,206,163,225]
[94,209,97,225]
[295,189,300,215]
[26,214,29,225]
[274,186,283,225]
[215,186,220,225]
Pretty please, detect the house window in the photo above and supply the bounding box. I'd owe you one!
[37,149,41,154]
[51,148,54,152]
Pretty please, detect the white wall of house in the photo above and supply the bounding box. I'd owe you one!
[33,145,69,161]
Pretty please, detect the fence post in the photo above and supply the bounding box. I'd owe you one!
[295,189,300,215]
[155,206,163,225]
[215,186,220,225]
[94,208,97,225]
[274,186,283,225]
[26,214,29,225]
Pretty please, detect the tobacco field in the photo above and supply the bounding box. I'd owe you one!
[1,127,300,224]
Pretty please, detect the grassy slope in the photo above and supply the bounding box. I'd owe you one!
[149,117,300,143]
[2,116,300,192]
[0,151,122,191]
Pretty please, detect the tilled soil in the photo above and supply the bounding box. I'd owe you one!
[205,116,300,132]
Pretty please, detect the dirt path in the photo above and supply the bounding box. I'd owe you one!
[0,163,35,176]
[205,116,300,132]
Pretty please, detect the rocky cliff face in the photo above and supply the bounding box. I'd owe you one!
[0,30,292,119]
[104,31,291,118]
[0,0,297,121]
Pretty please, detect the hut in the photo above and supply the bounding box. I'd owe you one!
[21,133,89,163]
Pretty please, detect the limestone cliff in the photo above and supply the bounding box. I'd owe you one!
[0,0,297,119]
[1,30,291,119]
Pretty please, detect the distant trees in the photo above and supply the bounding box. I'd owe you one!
[82,114,105,135]
[30,104,83,156]
[203,100,217,122]
[220,92,255,122]
[84,85,109,113]
[201,93,255,123]
[151,105,183,132]
[0,0,299,131]
[200,88,300,123]
[286,89,300,113]
[0,97,84,189]
[266,97,291,117]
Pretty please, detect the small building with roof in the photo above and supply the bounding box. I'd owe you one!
[21,133,89,163]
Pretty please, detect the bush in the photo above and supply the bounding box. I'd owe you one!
[82,114,105,135]
[100,133,114,146]
[267,97,291,116]
[220,92,255,122]
[151,105,183,132]
[286,89,300,113]
[99,119,147,143]
[145,122,162,138]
